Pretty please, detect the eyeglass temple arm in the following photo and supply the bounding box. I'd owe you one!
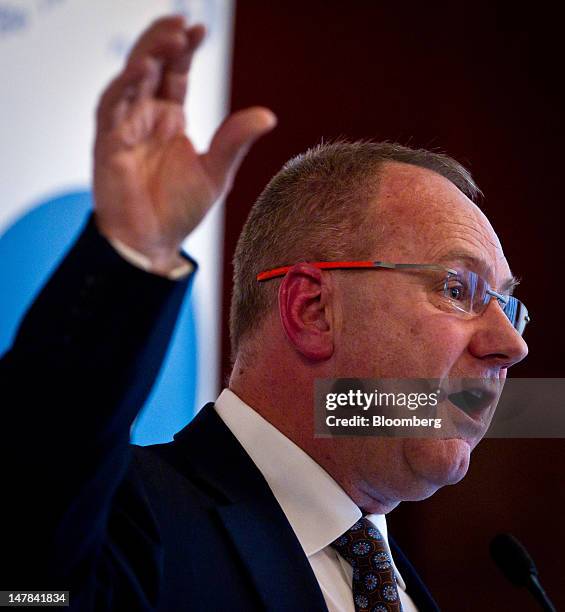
[486,287,510,305]
[256,261,456,282]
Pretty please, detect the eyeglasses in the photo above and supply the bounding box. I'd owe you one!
[256,261,530,335]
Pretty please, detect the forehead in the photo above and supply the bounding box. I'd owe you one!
[372,162,511,283]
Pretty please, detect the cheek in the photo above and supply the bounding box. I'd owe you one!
[407,314,470,376]
[338,291,470,377]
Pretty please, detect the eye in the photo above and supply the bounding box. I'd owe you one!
[444,278,468,302]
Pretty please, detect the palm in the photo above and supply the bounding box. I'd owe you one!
[95,98,216,250]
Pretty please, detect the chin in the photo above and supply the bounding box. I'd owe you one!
[403,438,471,489]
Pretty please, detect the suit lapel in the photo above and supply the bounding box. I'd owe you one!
[172,404,328,611]
[217,498,328,611]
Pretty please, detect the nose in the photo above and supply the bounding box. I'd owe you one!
[468,299,529,369]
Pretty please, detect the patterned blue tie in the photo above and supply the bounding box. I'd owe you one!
[331,517,403,612]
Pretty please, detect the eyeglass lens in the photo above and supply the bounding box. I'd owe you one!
[444,270,528,335]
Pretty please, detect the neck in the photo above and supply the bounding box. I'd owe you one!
[229,353,312,436]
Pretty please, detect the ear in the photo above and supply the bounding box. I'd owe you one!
[278,263,334,361]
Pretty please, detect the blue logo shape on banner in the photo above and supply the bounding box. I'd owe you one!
[0,191,198,445]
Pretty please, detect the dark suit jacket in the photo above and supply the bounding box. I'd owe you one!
[0,218,439,611]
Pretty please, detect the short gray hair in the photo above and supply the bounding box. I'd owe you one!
[229,140,480,361]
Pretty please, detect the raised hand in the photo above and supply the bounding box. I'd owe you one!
[93,16,276,273]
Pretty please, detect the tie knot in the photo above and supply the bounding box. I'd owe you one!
[330,517,402,611]
[331,517,392,569]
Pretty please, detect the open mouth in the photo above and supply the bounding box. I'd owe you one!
[447,388,496,418]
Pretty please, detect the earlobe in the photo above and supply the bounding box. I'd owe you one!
[278,263,334,361]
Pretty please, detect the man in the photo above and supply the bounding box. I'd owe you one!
[0,16,528,611]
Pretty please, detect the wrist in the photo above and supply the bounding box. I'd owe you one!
[106,235,191,278]
[94,216,189,278]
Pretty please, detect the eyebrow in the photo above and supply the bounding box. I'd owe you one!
[436,250,520,294]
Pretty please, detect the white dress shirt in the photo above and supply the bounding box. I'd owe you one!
[215,388,418,612]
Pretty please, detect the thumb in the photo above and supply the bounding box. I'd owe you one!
[201,106,277,195]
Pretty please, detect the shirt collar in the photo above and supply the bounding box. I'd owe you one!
[214,388,406,589]
[215,388,360,555]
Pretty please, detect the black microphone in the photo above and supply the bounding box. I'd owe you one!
[490,533,556,612]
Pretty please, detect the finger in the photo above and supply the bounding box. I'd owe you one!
[113,98,159,149]
[96,57,158,133]
[159,24,206,104]
[127,15,188,63]
[96,19,201,132]
[201,107,277,195]
[128,18,204,103]
[128,31,187,100]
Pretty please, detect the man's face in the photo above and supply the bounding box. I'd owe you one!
[328,162,528,512]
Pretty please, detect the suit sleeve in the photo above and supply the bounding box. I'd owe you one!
[0,214,195,608]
